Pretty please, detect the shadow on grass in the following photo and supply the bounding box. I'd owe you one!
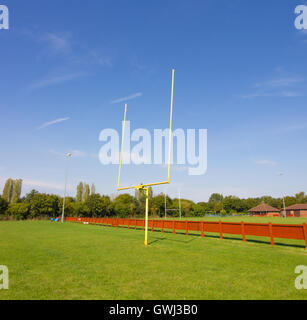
[149,236,197,245]
[94,223,306,250]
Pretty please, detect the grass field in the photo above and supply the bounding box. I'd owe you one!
[163,216,307,224]
[0,220,307,300]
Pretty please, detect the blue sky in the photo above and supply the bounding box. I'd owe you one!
[1,0,307,202]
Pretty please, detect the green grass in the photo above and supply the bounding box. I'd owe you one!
[164,216,307,224]
[0,221,306,300]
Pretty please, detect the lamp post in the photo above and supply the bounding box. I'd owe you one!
[278,172,286,218]
[61,153,72,223]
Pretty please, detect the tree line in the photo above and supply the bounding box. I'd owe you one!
[1,178,307,220]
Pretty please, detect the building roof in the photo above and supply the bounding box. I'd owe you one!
[285,204,307,210]
[248,203,280,213]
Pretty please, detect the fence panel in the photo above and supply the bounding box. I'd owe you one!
[204,221,220,233]
[163,220,173,230]
[187,221,202,232]
[244,223,270,237]
[175,221,186,231]
[271,224,305,240]
[64,217,307,249]
[221,222,242,235]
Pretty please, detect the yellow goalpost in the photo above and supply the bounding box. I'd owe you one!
[117,69,175,245]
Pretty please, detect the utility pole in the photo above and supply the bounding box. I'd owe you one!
[61,153,72,223]
[179,188,181,219]
[278,172,286,218]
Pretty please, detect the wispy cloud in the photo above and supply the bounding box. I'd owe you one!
[110,92,142,104]
[254,77,304,88]
[29,72,88,90]
[241,75,305,99]
[282,91,304,97]
[41,32,71,55]
[22,29,112,68]
[241,92,274,99]
[38,117,70,130]
[255,160,277,166]
[241,91,303,99]
[23,179,65,191]
[90,50,112,67]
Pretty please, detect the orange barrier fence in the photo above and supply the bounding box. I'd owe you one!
[65,217,307,250]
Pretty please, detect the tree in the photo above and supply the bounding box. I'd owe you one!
[295,191,307,203]
[12,179,22,203]
[284,196,297,207]
[2,178,14,203]
[91,183,95,195]
[135,185,152,200]
[244,198,260,211]
[57,197,75,217]
[191,203,206,216]
[170,198,182,217]
[76,182,84,202]
[29,194,60,218]
[69,201,89,217]
[177,199,194,217]
[195,202,211,215]
[149,194,169,217]
[223,195,248,213]
[7,203,30,220]
[214,202,223,213]
[135,185,146,215]
[23,189,39,203]
[148,187,153,199]
[208,193,223,203]
[82,184,90,202]
[0,198,8,215]
[135,186,143,201]
[85,194,111,217]
[113,194,135,217]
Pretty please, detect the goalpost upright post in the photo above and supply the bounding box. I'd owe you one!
[117,69,175,246]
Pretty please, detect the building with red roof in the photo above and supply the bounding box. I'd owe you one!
[285,204,307,217]
[248,203,280,217]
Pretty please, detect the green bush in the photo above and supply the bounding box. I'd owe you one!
[0,197,9,216]
[7,203,30,220]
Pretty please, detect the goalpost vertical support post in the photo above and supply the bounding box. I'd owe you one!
[144,187,149,246]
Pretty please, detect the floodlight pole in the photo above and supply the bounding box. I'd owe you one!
[179,189,181,219]
[61,153,72,223]
[278,173,286,218]
[282,197,286,218]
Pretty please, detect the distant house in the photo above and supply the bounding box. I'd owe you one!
[248,203,280,217]
[285,204,307,217]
